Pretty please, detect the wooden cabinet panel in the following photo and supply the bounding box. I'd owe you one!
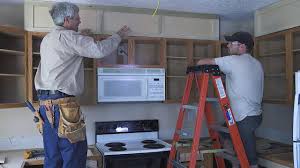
[33,6,54,28]
[29,5,100,32]
[103,11,160,36]
[255,0,300,36]
[162,16,219,40]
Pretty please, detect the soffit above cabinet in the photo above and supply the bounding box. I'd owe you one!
[255,0,300,37]
[24,1,219,40]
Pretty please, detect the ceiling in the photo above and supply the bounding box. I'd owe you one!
[8,0,280,19]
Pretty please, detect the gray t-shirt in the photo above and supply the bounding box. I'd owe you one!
[214,53,264,121]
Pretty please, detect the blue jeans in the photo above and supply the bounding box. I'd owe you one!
[38,91,87,168]
[237,114,262,165]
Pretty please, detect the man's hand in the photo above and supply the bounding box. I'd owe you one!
[117,25,131,38]
[80,29,93,36]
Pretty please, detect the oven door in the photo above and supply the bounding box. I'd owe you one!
[104,152,169,168]
[97,75,147,102]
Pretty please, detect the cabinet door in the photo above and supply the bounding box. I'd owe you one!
[31,5,100,32]
[162,16,219,40]
[0,26,26,108]
[102,11,161,36]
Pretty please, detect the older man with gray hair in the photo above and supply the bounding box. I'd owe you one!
[34,2,130,168]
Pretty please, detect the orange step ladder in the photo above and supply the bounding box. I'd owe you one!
[167,65,250,168]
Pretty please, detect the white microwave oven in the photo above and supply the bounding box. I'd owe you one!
[97,68,165,102]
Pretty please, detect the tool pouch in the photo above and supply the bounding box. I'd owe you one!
[58,101,86,143]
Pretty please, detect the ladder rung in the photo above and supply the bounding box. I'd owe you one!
[206,97,218,103]
[215,152,240,165]
[209,124,229,133]
[182,105,197,110]
[200,148,227,154]
[176,129,193,137]
[182,99,219,111]
[171,160,187,168]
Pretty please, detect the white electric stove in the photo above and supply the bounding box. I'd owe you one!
[95,120,171,168]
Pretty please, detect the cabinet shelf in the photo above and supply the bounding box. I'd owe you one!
[0,73,24,77]
[167,76,186,78]
[84,68,94,71]
[258,51,285,57]
[167,56,187,59]
[0,48,24,55]
[264,73,285,77]
[263,98,288,104]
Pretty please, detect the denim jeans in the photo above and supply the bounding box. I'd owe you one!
[237,114,262,165]
[37,90,87,168]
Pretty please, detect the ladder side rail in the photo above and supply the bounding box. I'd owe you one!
[204,101,226,168]
[188,72,209,168]
[167,73,194,168]
[211,75,250,168]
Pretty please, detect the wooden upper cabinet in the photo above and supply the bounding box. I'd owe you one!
[0,26,26,108]
[102,11,161,36]
[255,31,293,104]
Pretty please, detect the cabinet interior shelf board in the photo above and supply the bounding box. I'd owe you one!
[167,75,186,78]
[0,73,24,77]
[258,51,286,57]
[0,48,24,55]
[264,73,285,77]
[167,56,187,59]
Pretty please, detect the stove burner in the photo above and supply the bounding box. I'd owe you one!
[109,146,127,151]
[141,140,157,144]
[143,143,165,149]
[105,142,126,148]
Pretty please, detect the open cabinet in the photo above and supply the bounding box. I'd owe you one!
[165,38,219,102]
[0,26,26,108]
[96,36,164,68]
[255,31,293,104]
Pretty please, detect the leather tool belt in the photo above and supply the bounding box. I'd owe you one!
[39,97,86,143]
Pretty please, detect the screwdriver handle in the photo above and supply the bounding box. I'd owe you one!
[25,101,36,113]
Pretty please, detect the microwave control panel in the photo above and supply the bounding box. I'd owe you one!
[148,77,165,100]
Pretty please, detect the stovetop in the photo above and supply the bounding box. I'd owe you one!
[96,138,171,155]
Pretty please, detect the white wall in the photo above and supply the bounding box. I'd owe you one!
[0,103,213,150]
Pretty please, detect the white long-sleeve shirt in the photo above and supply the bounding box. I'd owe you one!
[35,26,121,95]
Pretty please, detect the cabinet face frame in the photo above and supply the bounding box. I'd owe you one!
[0,26,27,108]
[164,38,219,103]
[255,30,293,104]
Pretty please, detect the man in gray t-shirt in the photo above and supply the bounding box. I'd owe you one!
[197,32,263,168]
